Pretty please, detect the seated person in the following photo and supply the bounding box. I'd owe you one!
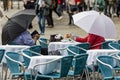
[70,33,105,49]
[12,30,40,46]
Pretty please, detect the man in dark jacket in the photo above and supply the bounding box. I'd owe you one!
[35,0,52,34]
[23,0,35,29]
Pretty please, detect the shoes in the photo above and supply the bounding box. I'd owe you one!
[40,33,44,35]
[57,16,63,20]
[46,25,54,28]
[68,23,72,25]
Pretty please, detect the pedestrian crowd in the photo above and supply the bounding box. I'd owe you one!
[17,0,119,35]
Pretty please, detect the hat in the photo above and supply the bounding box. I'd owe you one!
[31,30,40,37]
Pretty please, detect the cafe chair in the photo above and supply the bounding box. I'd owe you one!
[67,45,87,56]
[39,37,49,49]
[107,43,120,75]
[0,49,5,80]
[101,41,112,49]
[5,52,25,80]
[108,42,120,50]
[33,56,73,80]
[118,40,120,44]
[97,55,120,80]
[29,45,41,55]
[39,37,49,55]
[114,53,120,71]
[22,45,42,56]
[68,54,89,80]
[21,49,42,68]
[75,42,90,50]
[21,50,43,80]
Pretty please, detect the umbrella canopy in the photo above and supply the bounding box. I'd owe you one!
[2,9,36,45]
[72,10,117,38]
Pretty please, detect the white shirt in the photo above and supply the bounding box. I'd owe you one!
[38,0,42,7]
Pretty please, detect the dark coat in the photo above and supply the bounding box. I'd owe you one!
[24,1,35,9]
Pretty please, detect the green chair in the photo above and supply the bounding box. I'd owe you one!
[0,49,5,80]
[5,52,25,80]
[33,56,73,80]
[118,40,120,44]
[68,54,88,80]
[67,45,87,56]
[108,42,120,50]
[29,45,41,55]
[21,49,42,68]
[75,42,90,50]
[39,37,48,49]
[39,37,49,55]
[97,55,120,80]
[101,41,112,49]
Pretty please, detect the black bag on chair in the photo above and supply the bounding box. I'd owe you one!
[41,48,48,55]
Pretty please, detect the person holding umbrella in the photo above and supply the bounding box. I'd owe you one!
[68,10,117,49]
[2,9,36,45]
[12,30,40,46]
[70,33,105,49]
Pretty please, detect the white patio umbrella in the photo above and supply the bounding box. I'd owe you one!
[72,10,117,38]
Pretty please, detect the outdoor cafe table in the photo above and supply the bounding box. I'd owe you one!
[48,41,80,56]
[28,56,63,74]
[86,49,119,66]
[0,45,29,63]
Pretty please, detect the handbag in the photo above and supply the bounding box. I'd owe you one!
[69,5,78,12]
[43,7,50,16]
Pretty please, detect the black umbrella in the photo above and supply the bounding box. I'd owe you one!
[2,9,36,45]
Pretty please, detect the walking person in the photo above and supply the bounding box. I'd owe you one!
[116,0,120,17]
[3,0,9,11]
[107,0,116,17]
[35,0,52,34]
[56,0,64,20]
[46,0,56,28]
[23,0,35,29]
[88,0,95,10]
[94,0,105,12]
[66,0,78,25]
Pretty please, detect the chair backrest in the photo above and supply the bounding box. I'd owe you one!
[60,56,73,77]
[0,49,5,63]
[73,54,88,75]
[29,45,41,54]
[108,42,120,50]
[97,56,115,79]
[39,37,48,48]
[67,45,87,56]
[115,53,120,67]
[22,50,40,68]
[75,42,90,50]
[118,40,120,44]
[101,41,112,49]
[5,52,23,74]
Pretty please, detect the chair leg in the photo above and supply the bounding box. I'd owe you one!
[84,69,90,80]
[1,64,3,80]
